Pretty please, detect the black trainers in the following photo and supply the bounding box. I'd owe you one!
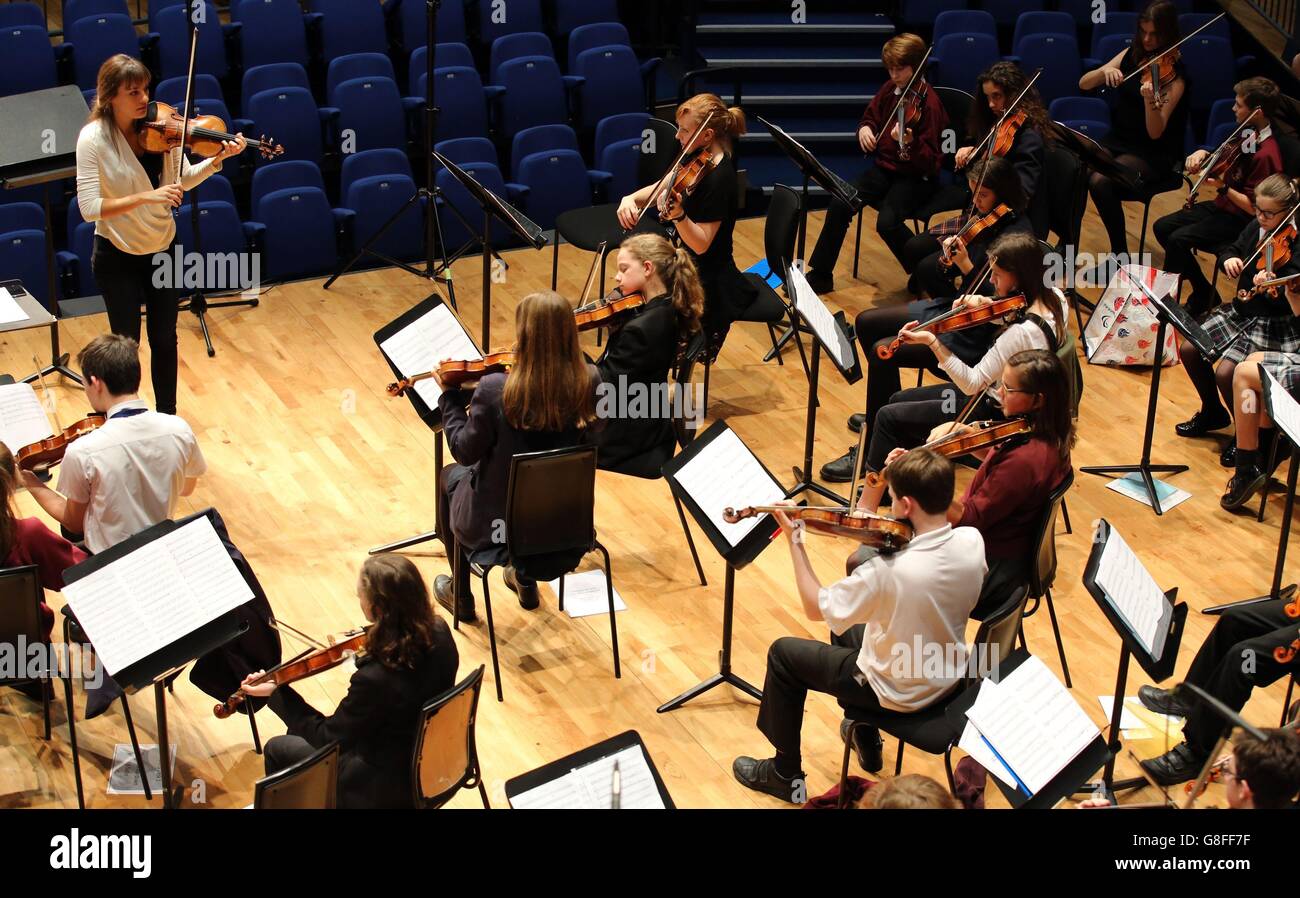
[820,445,862,483]
[1174,407,1231,438]
[840,719,884,773]
[1221,465,1267,511]
[503,565,540,611]
[848,412,866,434]
[1140,742,1209,786]
[732,756,806,804]
[434,574,477,623]
[1137,684,1193,718]
[804,270,834,295]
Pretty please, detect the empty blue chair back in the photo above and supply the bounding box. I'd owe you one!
[594,112,649,155]
[1090,12,1137,60]
[333,77,409,152]
[1094,33,1133,69]
[490,31,553,83]
[175,201,249,260]
[423,66,489,142]
[1011,11,1075,55]
[410,43,475,94]
[477,0,542,46]
[66,220,98,298]
[0,230,51,306]
[157,73,225,109]
[256,187,338,281]
[252,159,326,217]
[154,2,228,80]
[344,173,422,263]
[247,87,324,165]
[553,0,619,34]
[1180,13,1230,42]
[193,172,236,206]
[436,161,513,248]
[235,0,309,70]
[308,0,388,59]
[64,0,128,23]
[598,136,641,203]
[434,137,497,167]
[341,148,413,197]
[515,148,589,230]
[510,123,578,178]
[0,202,44,234]
[1205,98,1235,143]
[1014,34,1081,106]
[327,53,397,100]
[67,14,140,91]
[396,0,467,50]
[1180,36,1235,116]
[932,33,998,92]
[496,56,568,140]
[567,21,629,71]
[573,45,643,131]
[243,62,311,107]
[0,3,45,27]
[0,26,58,97]
[932,10,994,46]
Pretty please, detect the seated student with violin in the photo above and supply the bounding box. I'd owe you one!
[1079,0,1189,260]
[1155,77,1284,317]
[803,33,947,293]
[823,232,1066,484]
[848,349,1074,619]
[1174,174,1300,451]
[433,292,602,622]
[592,234,704,476]
[731,449,985,802]
[237,554,459,809]
[616,93,754,361]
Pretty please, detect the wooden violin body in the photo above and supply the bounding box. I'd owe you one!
[877,293,1027,360]
[658,147,721,221]
[215,628,367,719]
[937,203,1013,274]
[895,84,928,161]
[16,413,106,473]
[865,418,1032,488]
[990,110,1026,157]
[387,351,516,397]
[1140,52,1179,108]
[137,100,284,160]
[722,505,913,551]
[574,288,647,331]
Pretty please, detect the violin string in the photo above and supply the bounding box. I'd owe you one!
[636,110,716,228]
[269,618,329,651]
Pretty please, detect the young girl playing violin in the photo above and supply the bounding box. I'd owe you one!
[76,54,245,415]
[804,33,948,293]
[1174,174,1300,454]
[1080,1,1189,259]
[240,554,458,809]
[616,94,753,361]
[434,292,602,621]
[593,234,704,476]
[1155,77,1284,317]
[826,232,1066,486]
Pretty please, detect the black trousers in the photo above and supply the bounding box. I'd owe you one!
[852,305,947,438]
[865,382,998,471]
[1179,597,1300,754]
[91,236,180,415]
[1152,202,1245,304]
[264,733,315,778]
[756,625,887,762]
[437,463,534,603]
[809,164,935,274]
[1087,152,1158,256]
[901,233,960,298]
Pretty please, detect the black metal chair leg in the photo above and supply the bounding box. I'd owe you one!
[1258,432,1282,522]
[550,234,560,290]
[765,322,784,365]
[477,778,491,808]
[1138,199,1152,258]
[853,210,862,279]
[62,666,85,809]
[702,355,710,418]
[943,747,957,795]
[558,573,565,612]
[1044,586,1072,688]
[481,571,503,703]
[1282,675,1296,726]
[673,492,708,586]
[837,733,854,808]
[247,703,262,754]
[894,739,905,776]
[1061,497,1073,534]
[596,541,621,679]
[119,695,153,801]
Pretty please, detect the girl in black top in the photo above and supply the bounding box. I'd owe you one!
[594,233,704,476]
[1080,0,1190,257]
[243,554,459,809]
[617,94,755,361]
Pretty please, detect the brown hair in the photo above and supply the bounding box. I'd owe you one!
[1134,1,1181,62]
[502,291,597,431]
[0,445,17,562]
[89,54,151,123]
[967,155,1027,213]
[618,234,703,334]
[882,33,927,71]
[861,774,960,809]
[1256,173,1299,208]
[1236,77,1281,120]
[78,334,141,395]
[359,554,441,671]
[967,61,1053,146]
[1006,349,1076,459]
[987,232,1065,346]
[1233,729,1300,809]
[884,447,954,515]
[677,93,746,153]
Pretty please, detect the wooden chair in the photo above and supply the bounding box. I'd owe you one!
[412,664,490,808]
[253,741,340,809]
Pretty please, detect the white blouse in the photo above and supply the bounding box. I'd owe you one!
[936,288,1066,396]
[76,116,223,255]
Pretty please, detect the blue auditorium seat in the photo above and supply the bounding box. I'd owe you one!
[233,0,311,72]
[246,87,331,166]
[308,0,388,59]
[409,43,474,95]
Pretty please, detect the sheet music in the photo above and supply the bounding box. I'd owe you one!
[0,287,29,324]
[1093,524,1169,658]
[0,382,53,453]
[378,304,480,409]
[511,743,664,809]
[1264,368,1300,446]
[788,266,854,372]
[62,516,254,676]
[672,427,785,547]
[965,655,1099,795]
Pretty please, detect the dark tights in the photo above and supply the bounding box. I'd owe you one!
[1178,337,1234,416]
[1087,153,1157,256]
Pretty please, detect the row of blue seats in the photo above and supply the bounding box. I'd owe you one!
[901,0,1203,27]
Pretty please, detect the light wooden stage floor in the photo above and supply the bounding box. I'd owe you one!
[0,187,1280,810]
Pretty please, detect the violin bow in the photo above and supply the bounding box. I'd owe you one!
[1186,107,1259,201]
[955,385,989,426]
[636,110,717,227]
[848,403,870,509]
[883,46,933,138]
[31,354,63,431]
[1120,12,1225,84]
[964,68,1044,166]
[269,618,329,651]
[1239,198,1300,272]
[174,11,202,203]
[573,240,608,312]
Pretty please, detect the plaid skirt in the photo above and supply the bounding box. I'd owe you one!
[1256,351,1300,398]
[1200,306,1300,365]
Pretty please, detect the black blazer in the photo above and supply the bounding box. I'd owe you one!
[595,294,680,475]
[268,619,459,809]
[1217,220,1300,317]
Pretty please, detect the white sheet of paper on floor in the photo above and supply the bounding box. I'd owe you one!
[107,743,178,794]
[509,743,663,809]
[0,382,53,454]
[0,287,29,325]
[1104,473,1191,512]
[544,569,627,618]
[1098,695,1145,731]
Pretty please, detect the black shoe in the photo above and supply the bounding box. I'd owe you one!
[503,565,540,611]
[1220,442,1236,468]
[804,270,834,295]
[434,574,477,623]
[731,756,806,804]
[820,445,862,483]
[840,719,884,773]
[1137,684,1192,718]
[1140,742,1209,787]
[848,412,866,434]
[1221,465,1267,511]
[1174,408,1231,438]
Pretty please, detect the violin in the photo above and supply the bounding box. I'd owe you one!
[877,292,1027,360]
[990,109,1026,158]
[16,413,107,473]
[658,146,722,222]
[895,82,928,162]
[386,351,516,397]
[574,287,647,331]
[1139,52,1179,109]
[1184,110,1260,210]
[1237,272,1300,301]
[722,505,913,551]
[864,418,1032,489]
[215,628,367,719]
[935,203,1013,274]
[137,100,283,160]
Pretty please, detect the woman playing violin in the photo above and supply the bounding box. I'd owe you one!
[434,292,602,621]
[1080,1,1189,259]
[616,94,753,361]
[593,234,704,476]
[76,55,245,416]
[822,232,1066,485]
[239,554,458,809]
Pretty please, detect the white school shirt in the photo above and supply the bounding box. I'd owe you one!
[57,399,207,554]
[936,289,1064,396]
[818,524,987,711]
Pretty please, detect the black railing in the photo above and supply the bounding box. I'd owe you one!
[1245,0,1299,37]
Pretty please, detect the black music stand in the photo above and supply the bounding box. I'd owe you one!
[0,85,90,385]
[755,116,861,361]
[1080,268,1190,514]
[658,421,784,712]
[505,730,675,808]
[1078,518,1187,800]
[432,151,546,349]
[63,516,250,809]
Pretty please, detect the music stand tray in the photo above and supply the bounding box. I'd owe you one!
[505,729,675,808]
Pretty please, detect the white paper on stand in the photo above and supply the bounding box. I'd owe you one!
[672,427,785,548]
[0,382,53,454]
[378,304,481,410]
[510,743,664,809]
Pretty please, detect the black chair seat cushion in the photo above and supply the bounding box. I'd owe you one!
[739,277,788,324]
[843,697,961,755]
[556,205,669,252]
[469,545,589,584]
[599,437,675,479]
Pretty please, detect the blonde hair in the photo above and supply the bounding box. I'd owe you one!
[1256,173,1299,208]
[89,54,151,123]
[861,774,960,809]
[677,93,746,152]
[619,234,703,334]
[502,291,597,431]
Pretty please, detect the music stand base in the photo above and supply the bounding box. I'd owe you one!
[369,528,439,555]
[657,670,761,713]
[179,292,259,358]
[1080,463,1188,515]
[1074,776,1147,798]
[23,352,80,386]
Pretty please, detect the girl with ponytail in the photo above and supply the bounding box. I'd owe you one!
[593,234,703,474]
[616,94,756,360]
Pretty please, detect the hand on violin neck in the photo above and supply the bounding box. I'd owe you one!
[896,320,935,347]
[214,134,247,162]
[240,670,277,698]
[1185,149,1209,173]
